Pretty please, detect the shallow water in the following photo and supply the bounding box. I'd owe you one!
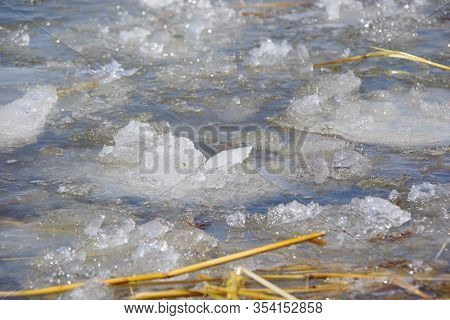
[0,0,449,298]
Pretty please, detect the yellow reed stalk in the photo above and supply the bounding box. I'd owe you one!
[271,264,316,271]
[133,289,204,300]
[240,267,297,300]
[204,290,228,300]
[390,276,433,300]
[0,283,85,298]
[205,285,283,300]
[226,270,245,300]
[0,231,325,297]
[261,272,390,280]
[314,47,450,71]
[56,80,99,96]
[109,231,325,284]
[308,238,327,246]
[246,283,347,294]
[118,277,222,288]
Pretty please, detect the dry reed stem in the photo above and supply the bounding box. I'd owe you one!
[56,80,99,96]
[246,283,347,294]
[240,267,297,300]
[260,272,390,280]
[0,231,325,297]
[314,47,450,71]
[119,277,222,288]
[205,285,283,300]
[108,232,325,284]
[226,270,245,300]
[241,11,272,17]
[271,264,316,271]
[390,276,433,300]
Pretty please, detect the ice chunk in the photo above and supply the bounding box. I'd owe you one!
[33,246,86,286]
[87,218,136,250]
[166,227,218,254]
[131,217,174,241]
[306,157,330,184]
[226,210,247,228]
[267,201,322,225]
[284,76,450,147]
[99,120,150,165]
[264,196,411,238]
[84,217,105,237]
[320,71,361,99]
[132,240,180,272]
[346,196,411,236]
[100,120,206,186]
[407,182,443,202]
[288,95,322,120]
[99,121,260,190]
[119,27,151,45]
[0,85,57,147]
[331,149,372,179]
[246,39,293,67]
[79,60,137,83]
[319,0,364,21]
[202,146,253,172]
[139,0,183,8]
[142,133,206,186]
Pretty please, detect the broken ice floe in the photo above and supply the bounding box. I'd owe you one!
[282,71,450,147]
[265,196,411,238]
[318,0,426,42]
[0,85,58,147]
[246,39,311,70]
[408,182,450,203]
[98,120,274,202]
[78,60,138,83]
[33,209,218,286]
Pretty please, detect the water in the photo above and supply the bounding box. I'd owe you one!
[0,0,449,298]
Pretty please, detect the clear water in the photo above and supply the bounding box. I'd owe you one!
[0,0,449,298]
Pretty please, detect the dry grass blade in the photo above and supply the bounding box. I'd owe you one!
[261,272,390,280]
[0,283,85,297]
[390,276,433,300]
[118,277,222,288]
[226,270,245,300]
[0,231,325,297]
[314,47,450,71]
[246,283,347,294]
[240,267,297,300]
[205,285,282,300]
[57,80,99,96]
[271,264,316,272]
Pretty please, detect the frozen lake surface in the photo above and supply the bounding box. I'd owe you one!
[0,0,449,298]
